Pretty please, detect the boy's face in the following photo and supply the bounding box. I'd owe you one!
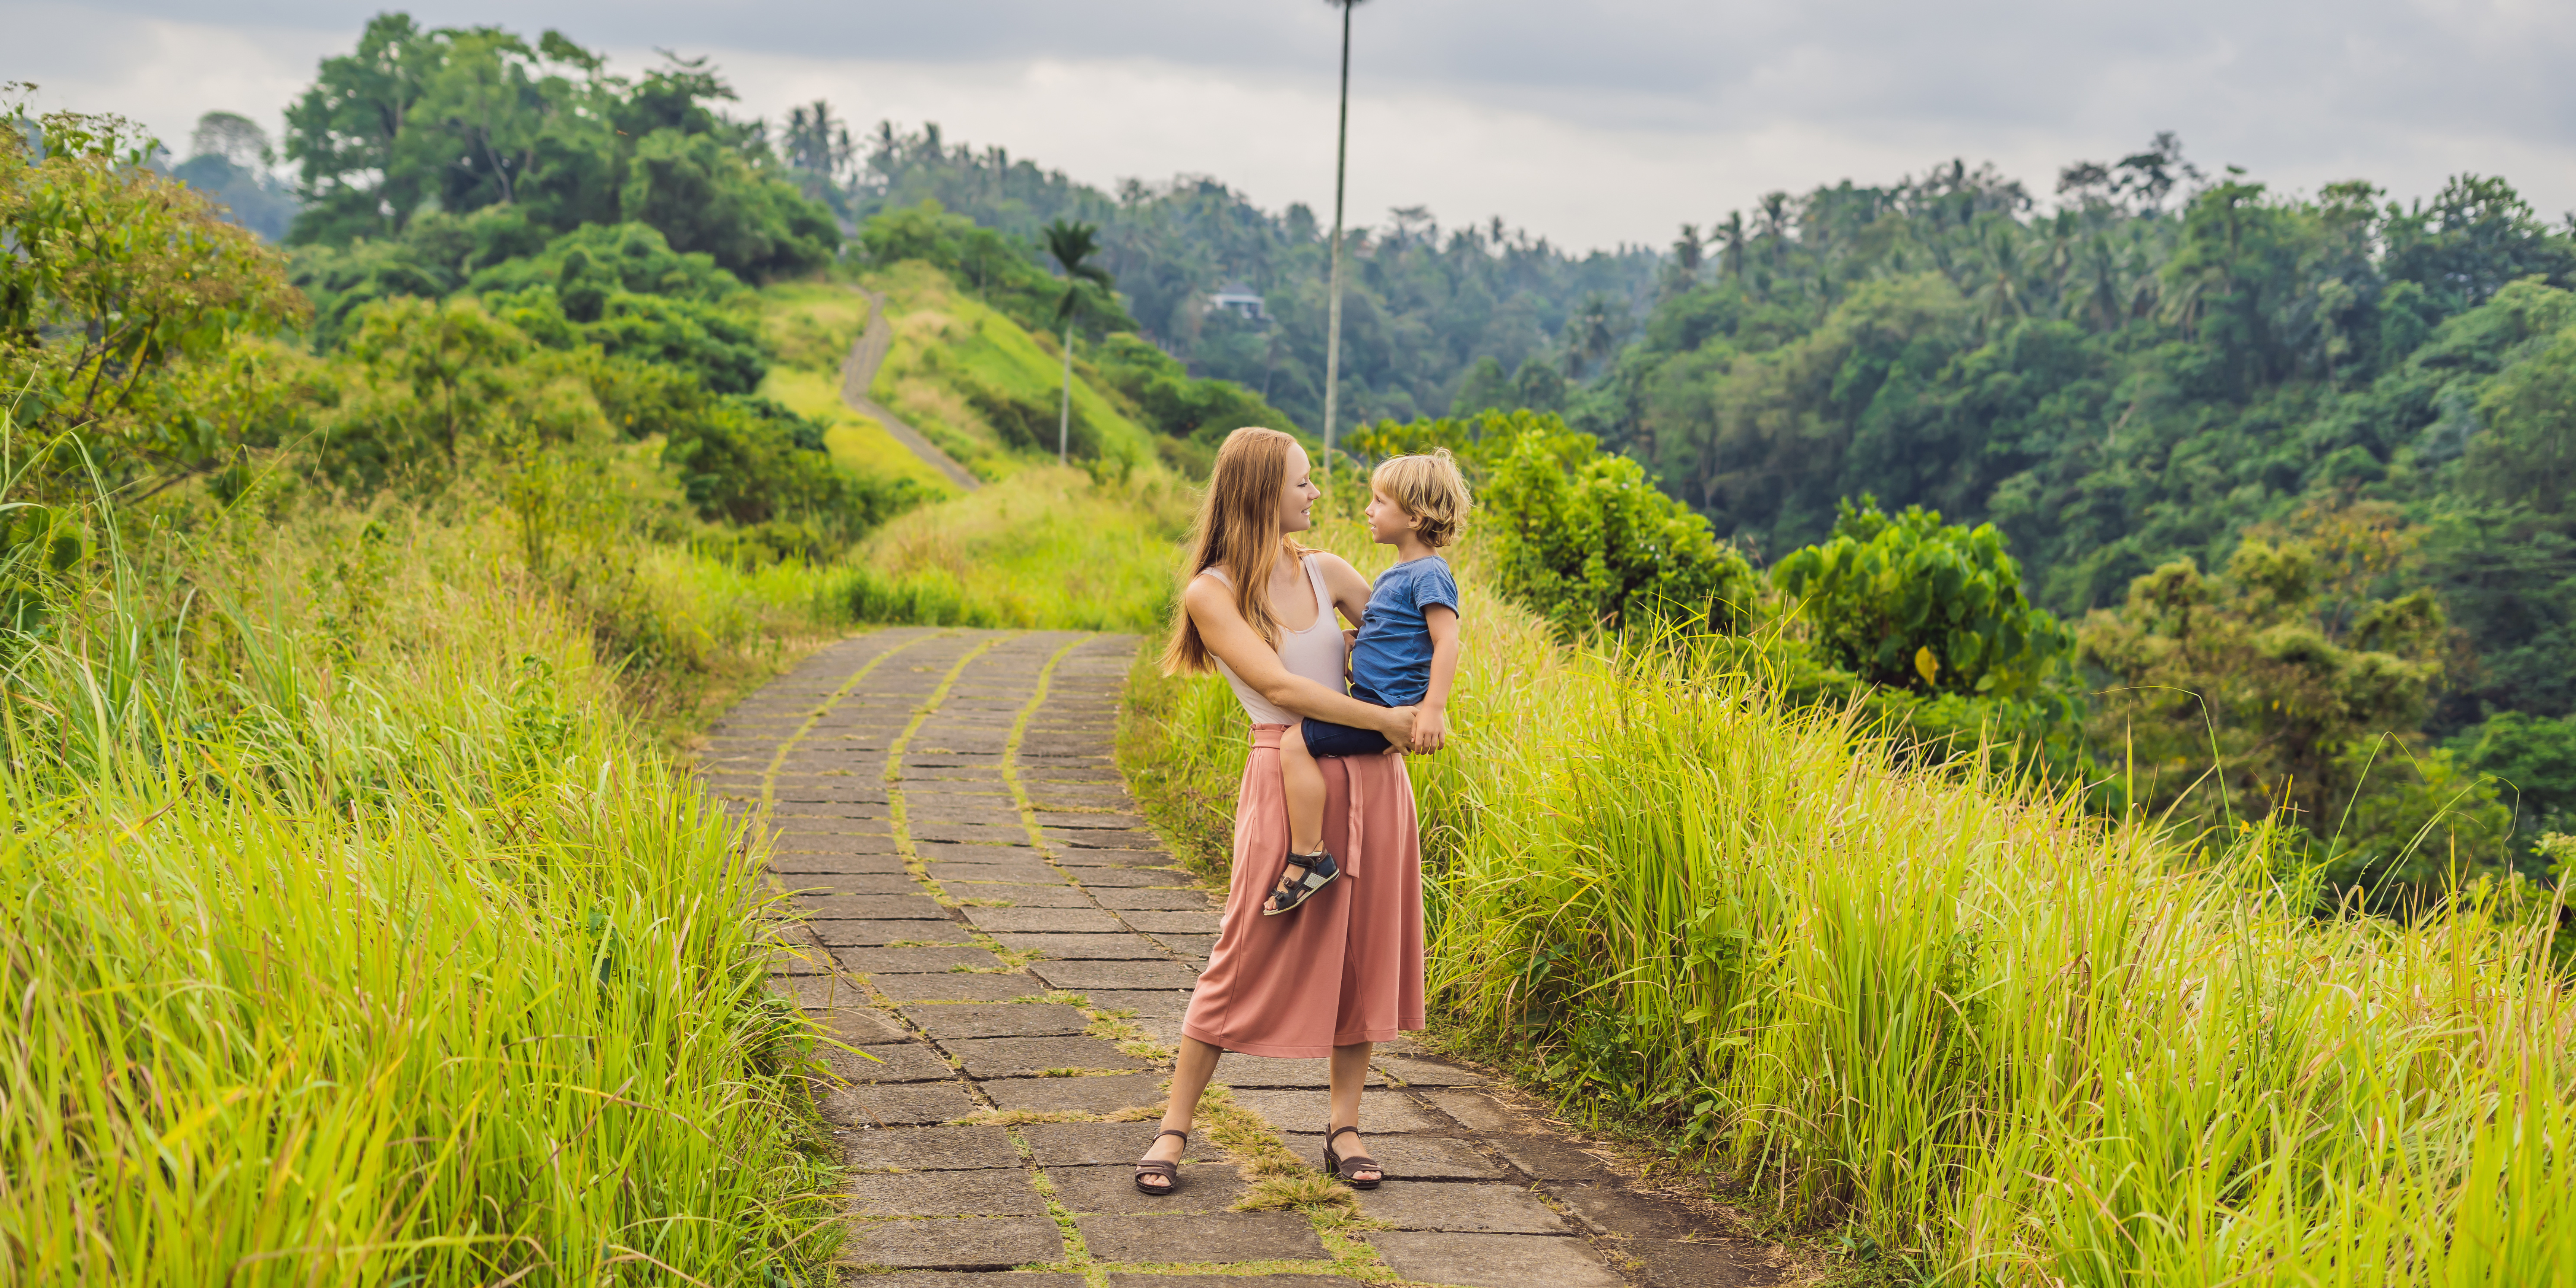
[1364,487,1418,546]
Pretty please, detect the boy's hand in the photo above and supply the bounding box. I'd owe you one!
[1409,706,1446,754]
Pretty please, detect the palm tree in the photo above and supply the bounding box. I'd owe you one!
[1320,0,1370,478]
[1043,219,1114,464]
[1718,211,1747,283]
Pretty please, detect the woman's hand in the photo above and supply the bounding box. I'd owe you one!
[1373,704,1417,752]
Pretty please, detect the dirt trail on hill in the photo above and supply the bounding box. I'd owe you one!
[843,289,982,492]
[703,627,1791,1286]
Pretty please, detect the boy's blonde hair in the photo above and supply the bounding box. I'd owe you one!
[1373,448,1474,547]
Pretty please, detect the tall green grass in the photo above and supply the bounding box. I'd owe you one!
[836,465,1191,633]
[0,493,839,1283]
[1120,515,2576,1284]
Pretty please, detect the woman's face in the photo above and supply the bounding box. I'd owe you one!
[1277,447,1319,533]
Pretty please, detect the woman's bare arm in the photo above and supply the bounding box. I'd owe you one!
[1314,553,1373,629]
[1183,576,1412,742]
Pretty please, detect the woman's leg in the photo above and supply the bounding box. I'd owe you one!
[1138,1036,1223,1190]
[1327,1040,1381,1184]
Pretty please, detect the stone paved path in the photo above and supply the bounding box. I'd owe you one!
[701,628,1781,1288]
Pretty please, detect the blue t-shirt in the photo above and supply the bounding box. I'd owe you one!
[1348,556,1460,707]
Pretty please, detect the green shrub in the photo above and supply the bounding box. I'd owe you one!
[1091,333,1299,450]
[1771,496,2071,699]
[663,396,929,537]
[1473,412,1761,638]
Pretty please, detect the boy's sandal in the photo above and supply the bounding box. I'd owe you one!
[1133,1128,1187,1194]
[1263,849,1340,916]
[1321,1124,1382,1189]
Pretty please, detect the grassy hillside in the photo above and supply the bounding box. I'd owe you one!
[1118,514,2576,1285]
[836,465,1192,632]
[863,260,1159,479]
[752,281,961,495]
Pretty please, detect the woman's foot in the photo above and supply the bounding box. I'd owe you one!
[1263,849,1339,916]
[1134,1128,1187,1194]
[1322,1124,1382,1187]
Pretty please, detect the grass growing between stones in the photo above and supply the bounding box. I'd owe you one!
[1120,514,2576,1285]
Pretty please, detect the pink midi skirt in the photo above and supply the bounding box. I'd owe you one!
[1180,724,1426,1057]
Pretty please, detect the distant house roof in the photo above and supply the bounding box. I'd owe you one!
[1206,282,1269,322]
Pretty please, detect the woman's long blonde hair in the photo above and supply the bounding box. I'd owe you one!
[1162,426,1313,675]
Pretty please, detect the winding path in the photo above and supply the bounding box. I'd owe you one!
[843,290,983,492]
[698,628,1782,1287]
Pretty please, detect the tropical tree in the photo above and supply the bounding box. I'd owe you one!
[1042,218,1114,464]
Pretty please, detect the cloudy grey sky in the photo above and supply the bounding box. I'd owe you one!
[9,0,2573,250]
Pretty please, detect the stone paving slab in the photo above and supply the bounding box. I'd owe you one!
[963,907,1128,934]
[836,947,1008,974]
[813,1007,912,1043]
[1356,1182,1573,1234]
[859,1270,1085,1288]
[1089,889,1223,911]
[929,856,1068,880]
[916,842,1033,864]
[1367,1231,1622,1288]
[708,629,1770,1288]
[948,1036,1152,1079]
[848,1169,1046,1216]
[1422,1089,1522,1132]
[840,1216,1064,1270]
[1097,1278,1360,1288]
[1214,1056,1385,1089]
[1077,1213,1329,1263]
[868,973,1052,1003]
[899,1003,1092,1041]
[943,881,1092,906]
[1279,1133,1502,1180]
[1056,866,1196,888]
[1147,934,1218,960]
[1488,1134,1619,1182]
[1117,911,1225,934]
[1047,1163,1249,1214]
[1231,1089,1439,1133]
[799,894,951,921]
[769,976,871,1008]
[1377,1055,1487,1087]
[1019,1121,1199,1166]
[831,1045,958,1084]
[1104,1279,1362,1288]
[845,1125,1020,1172]
[818,1080,979,1127]
[811,921,983,949]
[981,1072,1167,1114]
[991,932,1172,960]
[1029,960,1203,991]
[774,874,921,896]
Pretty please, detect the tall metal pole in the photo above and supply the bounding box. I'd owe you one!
[1320,0,1352,480]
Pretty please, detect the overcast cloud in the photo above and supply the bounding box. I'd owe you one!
[8,0,2573,250]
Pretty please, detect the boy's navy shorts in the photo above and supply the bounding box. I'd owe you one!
[1302,717,1390,757]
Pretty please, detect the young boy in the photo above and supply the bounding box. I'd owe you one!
[1263,449,1471,916]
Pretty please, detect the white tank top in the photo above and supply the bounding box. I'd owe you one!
[1200,556,1346,725]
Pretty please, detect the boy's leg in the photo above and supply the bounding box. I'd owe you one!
[1267,723,1333,914]
[1280,721,1328,858]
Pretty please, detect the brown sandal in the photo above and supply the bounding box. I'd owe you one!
[1322,1124,1381,1189]
[1133,1128,1187,1194]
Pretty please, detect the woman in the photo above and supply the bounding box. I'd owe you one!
[1131,426,1427,1196]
